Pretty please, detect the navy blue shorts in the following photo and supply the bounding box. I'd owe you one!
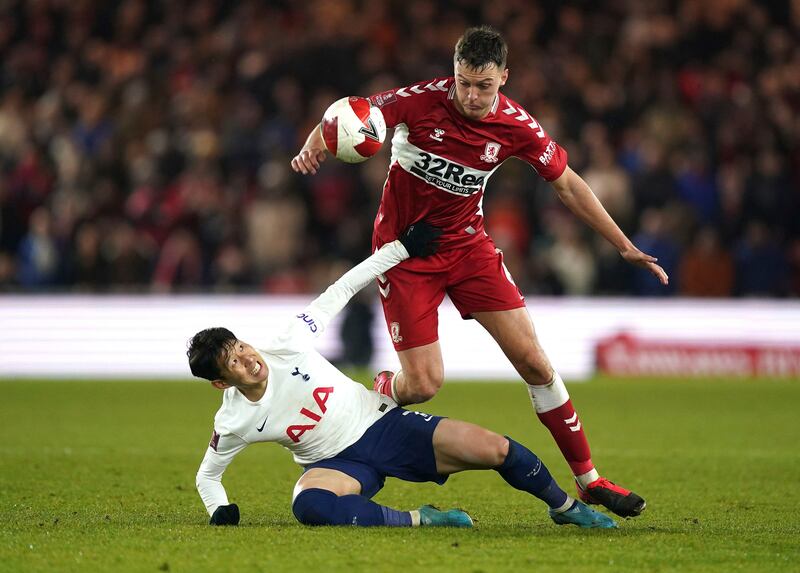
[303,407,448,499]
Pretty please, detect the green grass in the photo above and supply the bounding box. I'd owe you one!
[1,377,799,572]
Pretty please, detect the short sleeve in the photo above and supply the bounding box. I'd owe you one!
[512,114,568,182]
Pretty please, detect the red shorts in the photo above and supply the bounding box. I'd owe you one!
[377,238,525,351]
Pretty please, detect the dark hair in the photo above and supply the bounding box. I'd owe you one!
[454,26,508,71]
[187,327,237,381]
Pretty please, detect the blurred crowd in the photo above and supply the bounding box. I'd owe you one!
[0,0,799,297]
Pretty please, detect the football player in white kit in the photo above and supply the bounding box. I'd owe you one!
[189,222,615,529]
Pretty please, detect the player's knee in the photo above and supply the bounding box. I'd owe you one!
[403,367,444,402]
[406,379,441,402]
[485,433,510,467]
[292,488,338,526]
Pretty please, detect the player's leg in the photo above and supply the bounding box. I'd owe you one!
[445,241,644,517]
[431,419,616,528]
[471,307,590,471]
[373,264,447,405]
[443,242,597,479]
[293,452,470,527]
[472,307,645,518]
[292,468,414,527]
[395,342,445,403]
[374,343,444,404]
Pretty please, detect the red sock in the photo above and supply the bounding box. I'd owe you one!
[536,400,594,476]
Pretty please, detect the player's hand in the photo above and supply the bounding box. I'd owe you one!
[621,247,669,285]
[399,221,443,258]
[209,503,240,526]
[291,145,327,175]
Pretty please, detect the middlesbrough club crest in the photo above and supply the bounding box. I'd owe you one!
[480,142,501,163]
[390,322,403,344]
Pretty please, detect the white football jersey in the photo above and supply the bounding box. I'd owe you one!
[196,241,407,515]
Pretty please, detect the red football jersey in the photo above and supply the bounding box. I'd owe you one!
[369,77,567,253]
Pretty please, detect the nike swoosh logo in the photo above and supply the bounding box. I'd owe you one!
[256,416,268,432]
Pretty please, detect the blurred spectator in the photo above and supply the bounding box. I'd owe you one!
[16,207,59,289]
[734,221,788,297]
[72,90,113,157]
[211,243,252,292]
[246,165,307,288]
[592,236,633,295]
[152,228,203,292]
[582,144,634,232]
[672,149,719,225]
[65,221,108,292]
[788,239,800,297]
[544,214,596,296]
[744,148,793,233]
[678,226,734,297]
[0,252,17,291]
[629,138,678,213]
[105,222,154,291]
[716,162,748,243]
[631,208,679,297]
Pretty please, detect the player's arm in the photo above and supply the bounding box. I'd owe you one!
[291,124,327,175]
[195,432,248,525]
[294,222,442,339]
[551,166,669,285]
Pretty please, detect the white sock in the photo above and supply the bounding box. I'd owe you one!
[526,371,569,413]
[575,469,600,489]
[551,495,576,514]
[409,509,420,526]
[390,370,401,403]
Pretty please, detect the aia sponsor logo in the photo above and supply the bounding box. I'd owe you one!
[285,386,334,443]
[480,141,501,163]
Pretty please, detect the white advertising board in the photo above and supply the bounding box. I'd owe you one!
[1,296,799,380]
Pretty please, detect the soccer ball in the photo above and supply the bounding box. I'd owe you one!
[320,96,386,163]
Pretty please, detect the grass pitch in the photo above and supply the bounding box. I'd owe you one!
[1,376,798,572]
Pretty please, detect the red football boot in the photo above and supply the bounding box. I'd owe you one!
[373,370,395,400]
[577,477,646,518]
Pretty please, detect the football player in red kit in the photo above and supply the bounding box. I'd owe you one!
[291,25,668,518]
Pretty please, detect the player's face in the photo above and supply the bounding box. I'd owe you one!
[218,340,268,388]
[453,61,508,120]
